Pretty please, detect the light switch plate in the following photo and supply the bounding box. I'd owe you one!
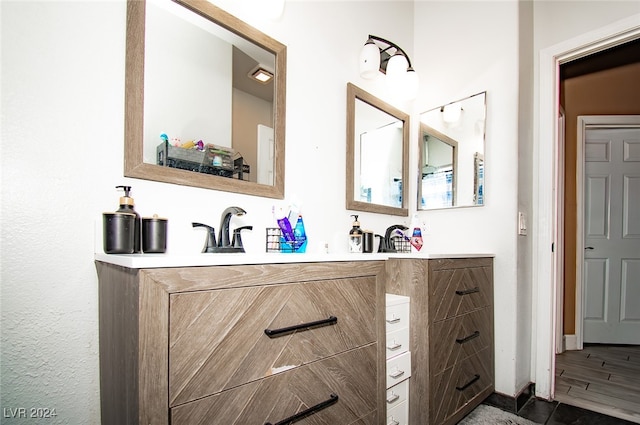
[518,212,527,235]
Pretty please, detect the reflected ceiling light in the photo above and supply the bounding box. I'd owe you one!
[442,103,462,123]
[248,66,274,84]
[359,35,419,100]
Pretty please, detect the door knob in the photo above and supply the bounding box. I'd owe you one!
[585,246,594,250]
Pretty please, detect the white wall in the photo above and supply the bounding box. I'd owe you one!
[413,1,522,396]
[0,1,413,423]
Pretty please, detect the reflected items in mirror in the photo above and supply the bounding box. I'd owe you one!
[420,127,457,208]
[156,139,250,180]
[124,0,286,198]
[418,92,486,210]
[346,83,409,217]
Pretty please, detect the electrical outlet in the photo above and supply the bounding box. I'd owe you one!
[518,212,527,236]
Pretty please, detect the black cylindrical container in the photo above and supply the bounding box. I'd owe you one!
[103,212,136,254]
[142,216,167,253]
[363,231,374,253]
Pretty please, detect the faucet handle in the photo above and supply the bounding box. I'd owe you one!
[192,222,217,253]
[375,234,386,253]
[232,226,253,251]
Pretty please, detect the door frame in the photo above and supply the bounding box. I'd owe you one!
[533,14,640,400]
[555,107,566,355]
[576,116,640,348]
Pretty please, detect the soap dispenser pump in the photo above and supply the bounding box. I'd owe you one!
[116,185,141,253]
[349,215,363,253]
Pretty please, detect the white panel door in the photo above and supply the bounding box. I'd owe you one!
[257,125,274,185]
[583,127,640,344]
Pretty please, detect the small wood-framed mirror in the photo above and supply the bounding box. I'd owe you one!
[346,83,409,216]
[124,0,287,198]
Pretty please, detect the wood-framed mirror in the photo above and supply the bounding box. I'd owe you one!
[346,83,409,216]
[125,0,287,198]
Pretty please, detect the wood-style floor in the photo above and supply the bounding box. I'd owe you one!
[555,344,640,424]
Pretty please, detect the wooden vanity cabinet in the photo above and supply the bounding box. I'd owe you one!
[385,257,494,425]
[96,260,386,425]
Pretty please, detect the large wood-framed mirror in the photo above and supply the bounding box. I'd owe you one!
[125,0,287,198]
[346,83,409,216]
[418,91,486,210]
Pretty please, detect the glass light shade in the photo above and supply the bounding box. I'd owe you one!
[386,53,408,80]
[359,42,380,79]
[404,69,419,100]
[443,103,462,123]
[386,54,418,100]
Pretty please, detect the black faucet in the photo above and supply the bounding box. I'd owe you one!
[378,224,408,253]
[218,206,246,248]
[192,206,251,253]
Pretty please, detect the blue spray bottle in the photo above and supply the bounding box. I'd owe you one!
[293,215,307,253]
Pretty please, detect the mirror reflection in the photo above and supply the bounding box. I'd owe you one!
[418,92,486,210]
[347,83,409,216]
[124,0,287,198]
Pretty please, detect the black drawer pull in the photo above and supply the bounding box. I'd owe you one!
[264,316,337,338]
[265,393,338,425]
[456,331,480,344]
[455,287,480,296]
[456,374,480,391]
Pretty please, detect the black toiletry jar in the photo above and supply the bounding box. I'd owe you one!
[103,212,136,254]
[142,215,168,253]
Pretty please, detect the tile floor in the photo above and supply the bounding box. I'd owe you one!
[484,397,638,425]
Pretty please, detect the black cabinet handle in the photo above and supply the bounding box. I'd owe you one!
[265,393,338,425]
[455,287,480,296]
[456,331,480,344]
[456,374,480,391]
[264,316,337,338]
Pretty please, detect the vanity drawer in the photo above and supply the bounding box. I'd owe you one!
[430,307,492,373]
[386,350,411,389]
[429,262,492,322]
[386,400,408,425]
[430,347,493,425]
[385,294,410,333]
[168,277,376,406]
[386,379,408,411]
[386,327,409,359]
[171,344,378,425]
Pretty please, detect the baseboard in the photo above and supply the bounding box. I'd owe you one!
[564,334,578,351]
[484,383,535,414]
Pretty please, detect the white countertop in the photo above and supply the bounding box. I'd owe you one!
[94,252,494,269]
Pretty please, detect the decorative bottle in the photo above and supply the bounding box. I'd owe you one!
[349,215,363,253]
[115,185,141,253]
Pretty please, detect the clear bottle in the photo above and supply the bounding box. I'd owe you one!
[116,185,141,253]
[349,215,363,253]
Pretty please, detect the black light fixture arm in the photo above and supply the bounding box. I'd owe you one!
[367,34,414,70]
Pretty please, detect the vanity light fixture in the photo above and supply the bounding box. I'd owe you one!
[248,66,274,84]
[359,35,419,100]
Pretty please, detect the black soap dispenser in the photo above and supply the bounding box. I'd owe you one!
[349,214,363,253]
[116,185,141,253]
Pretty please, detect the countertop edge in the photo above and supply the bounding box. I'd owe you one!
[94,252,495,269]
